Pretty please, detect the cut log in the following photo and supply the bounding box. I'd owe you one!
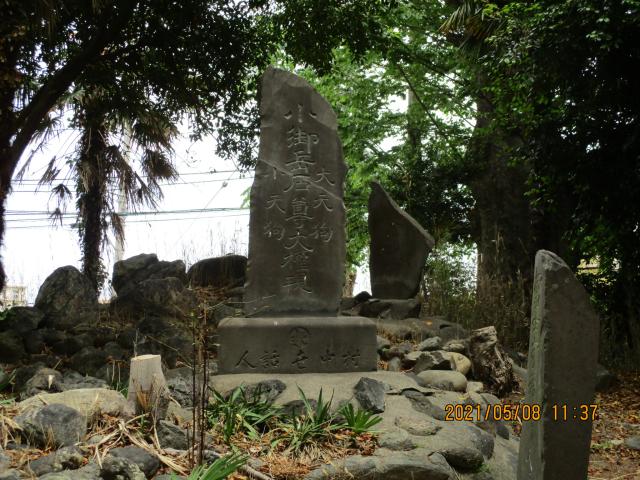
[127,354,169,416]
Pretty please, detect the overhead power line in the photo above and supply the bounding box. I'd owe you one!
[6,211,250,230]
[13,169,246,183]
[6,207,249,223]
[9,175,253,193]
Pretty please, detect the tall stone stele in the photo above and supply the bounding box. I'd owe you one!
[517,250,599,480]
[217,67,377,374]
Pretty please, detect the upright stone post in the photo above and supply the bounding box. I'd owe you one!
[517,250,599,480]
[217,67,377,374]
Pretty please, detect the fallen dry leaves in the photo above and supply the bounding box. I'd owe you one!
[588,370,640,480]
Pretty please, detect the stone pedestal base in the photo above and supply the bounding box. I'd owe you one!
[217,316,377,374]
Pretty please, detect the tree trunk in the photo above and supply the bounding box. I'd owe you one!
[0,143,19,293]
[469,95,535,296]
[78,112,108,293]
[0,166,9,294]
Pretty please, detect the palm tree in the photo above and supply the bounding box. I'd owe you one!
[43,86,178,293]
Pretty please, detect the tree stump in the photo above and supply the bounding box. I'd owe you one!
[469,326,515,396]
[127,354,169,417]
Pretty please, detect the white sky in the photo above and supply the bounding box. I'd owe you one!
[4,126,372,303]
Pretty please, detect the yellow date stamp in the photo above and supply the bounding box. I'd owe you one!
[444,403,598,422]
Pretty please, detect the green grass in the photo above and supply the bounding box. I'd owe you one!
[337,402,383,434]
[173,451,247,480]
[206,385,383,453]
[207,385,281,444]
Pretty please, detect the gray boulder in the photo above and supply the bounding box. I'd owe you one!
[417,337,442,352]
[378,428,415,451]
[15,403,86,448]
[413,351,453,374]
[34,266,98,331]
[354,377,386,413]
[358,298,422,320]
[0,306,43,334]
[156,420,189,450]
[416,370,468,392]
[24,329,46,354]
[0,331,26,363]
[19,367,64,400]
[368,181,435,299]
[101,456,146,480]
[108,447,159,478]
[28,446,84,476]
[114,277,196,319]
[595,363,617,392]
[0,470,21,480]
[440,446,484,471]
[380,342,412,361]
[112,254,186,295]
[243,379,287,404]
[68,347,108,376]
[61,371,108,390]
[187,254,247,289]
[304,450,451,480]
[38,462,101,480]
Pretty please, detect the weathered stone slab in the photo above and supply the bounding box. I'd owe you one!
[368,181,435,299]
[517,250,599,480]
[244,67,346,316]
[217,316,377,374]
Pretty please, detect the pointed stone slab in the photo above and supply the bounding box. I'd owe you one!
[244,67,346,316]
[368,181,435,299]
[517,250,599,480]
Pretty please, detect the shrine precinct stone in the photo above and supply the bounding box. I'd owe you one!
[218,67,377,374]
[244,66,347,316]
[517,250,599,480]
[217,317,377,374]
[368,181,435,299]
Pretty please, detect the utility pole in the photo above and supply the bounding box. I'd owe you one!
[115,124,132,263]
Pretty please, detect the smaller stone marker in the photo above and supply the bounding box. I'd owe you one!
[517,250,599,480]
[368,181,435,299]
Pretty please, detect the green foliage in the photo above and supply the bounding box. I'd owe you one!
[473,0,640,363]
[337,402,382,434]
[205,384,383,453]
[424,241,529,352]
[174,451,247,480]
[278,387,341,453]
[207,386,281,444]
[0,368,13,392]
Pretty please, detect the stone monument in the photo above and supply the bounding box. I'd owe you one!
[217,67,377,374]
[517,250,599,480]
[368,181,435,299]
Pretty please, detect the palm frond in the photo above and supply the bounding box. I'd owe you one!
[39,157,62,186]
